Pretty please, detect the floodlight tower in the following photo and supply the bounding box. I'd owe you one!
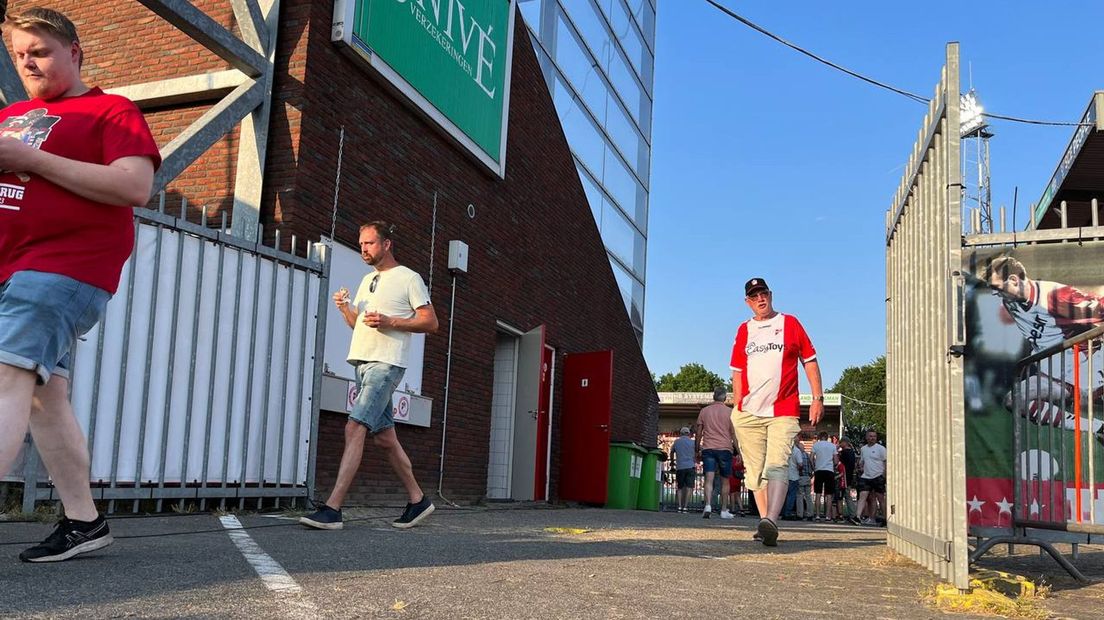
[960,90,994,233]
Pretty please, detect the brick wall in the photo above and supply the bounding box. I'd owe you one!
[6,0,658,504]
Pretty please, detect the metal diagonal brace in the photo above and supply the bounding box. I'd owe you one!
[230,0,268,53]
[136,0,268,77]
[152,79,265,195]
[970,535,1089,584]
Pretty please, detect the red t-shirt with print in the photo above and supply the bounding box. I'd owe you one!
[0,88,161,293]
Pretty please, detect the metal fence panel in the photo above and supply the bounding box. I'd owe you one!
[1013,325,1104,533]
[884,43,970,589]
[17,201,329,513]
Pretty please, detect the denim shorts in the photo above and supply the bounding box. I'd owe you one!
[0,270,110,385]
[349,361,406,434]
[700,449,733,477]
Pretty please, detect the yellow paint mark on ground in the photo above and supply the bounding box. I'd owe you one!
[543,527,591,535]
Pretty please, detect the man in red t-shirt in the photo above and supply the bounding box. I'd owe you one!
[0,8,159,563]
[730,278,823,546]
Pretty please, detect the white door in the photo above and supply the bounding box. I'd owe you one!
[486,333,519,499]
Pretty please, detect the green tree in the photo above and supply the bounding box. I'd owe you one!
[830,355,887,442]
[655,363,730,392]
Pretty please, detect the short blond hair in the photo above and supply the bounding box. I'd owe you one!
[7,7,82,65]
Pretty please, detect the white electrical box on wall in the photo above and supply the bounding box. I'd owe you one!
[448,240,469,273]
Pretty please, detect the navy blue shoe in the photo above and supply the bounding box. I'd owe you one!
[300,503,343,530]
[392,495,435,529]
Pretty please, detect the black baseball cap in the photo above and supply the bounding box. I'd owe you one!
[744,278,769,296]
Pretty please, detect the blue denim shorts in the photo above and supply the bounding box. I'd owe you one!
[0,270,110,385]
[701,449,734,477]
[349,361,406,434]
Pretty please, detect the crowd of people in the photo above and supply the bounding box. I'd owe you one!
[667,428,888,527]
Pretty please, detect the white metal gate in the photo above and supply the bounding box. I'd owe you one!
[13,199,330,513]
[884,43,970,589]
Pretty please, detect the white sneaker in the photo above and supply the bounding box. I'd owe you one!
[720,510,734,519]
[702,505,711,519]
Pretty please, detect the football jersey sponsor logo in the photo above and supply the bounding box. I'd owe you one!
[746,342,784,355]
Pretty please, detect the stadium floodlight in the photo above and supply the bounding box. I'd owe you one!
[960,90,987,137]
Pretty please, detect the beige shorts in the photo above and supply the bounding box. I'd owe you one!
[731,411,800,492]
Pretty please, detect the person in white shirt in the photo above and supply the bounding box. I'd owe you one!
[781,436,805,520]
[852,430,888,526]
[810,432,839,521]
[301,222,439,531]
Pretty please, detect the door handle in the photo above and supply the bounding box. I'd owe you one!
[530,410,539,419]
[597,424,609,430]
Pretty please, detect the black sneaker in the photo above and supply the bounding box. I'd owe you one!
[300,504,343,530]
[20,515,113,563]
[756,518,779,547]
[392,495,435,529]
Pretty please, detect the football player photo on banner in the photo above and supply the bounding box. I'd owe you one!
[963,243,1104,527]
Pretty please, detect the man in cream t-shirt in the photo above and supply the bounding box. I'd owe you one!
[301,221,439,531]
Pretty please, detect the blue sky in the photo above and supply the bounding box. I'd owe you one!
[642,1,1104,389]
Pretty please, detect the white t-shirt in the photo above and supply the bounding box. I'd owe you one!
[346,265,431,368]
[860,443,887,479]
[811,440,836,472]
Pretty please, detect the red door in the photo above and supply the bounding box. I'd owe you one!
[533,346,553,501]
[558,350,613,504]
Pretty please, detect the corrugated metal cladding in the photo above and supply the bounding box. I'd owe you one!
[884,43,970,590]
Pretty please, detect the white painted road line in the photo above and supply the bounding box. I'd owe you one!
[219,515,320,616]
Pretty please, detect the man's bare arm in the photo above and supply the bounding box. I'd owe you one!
[0,138,155,206]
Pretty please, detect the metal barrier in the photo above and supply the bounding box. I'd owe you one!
[658,469,750,514]
[12,196,330,514]
[1013,325,1103,531]
[969,325,1104,582]
[884,43,970,589]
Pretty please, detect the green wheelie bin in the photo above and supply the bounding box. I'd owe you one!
[606,442,645,509]
[636,447,665,511]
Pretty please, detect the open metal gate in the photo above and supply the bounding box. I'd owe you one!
[884,43,970,589]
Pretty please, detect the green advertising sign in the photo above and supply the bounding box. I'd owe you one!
[332,0,516,175]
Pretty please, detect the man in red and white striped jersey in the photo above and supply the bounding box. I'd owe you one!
[730,278,824,546]
[986,256,1104,441]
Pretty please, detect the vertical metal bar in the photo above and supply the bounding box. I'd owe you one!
[85,263,110,474]
[305,243,331,502]
[108,217,142,514]
[291,265,311,492]
[131,201,167,513]
[1074,344,1083,523]
[1013,366,1023,521]
[1060,200,1068,231]
[1058,352,1067,523]
[274,236,298,505]
[220,244,247,509]
[155,203,187,512]
[200,212,229,511]
[1089,339,1096,525]
[178,205,209,509]
[20,436,40,514]
[255,229,282,509]
[238,226,265,509]
[1035,366,1044,522]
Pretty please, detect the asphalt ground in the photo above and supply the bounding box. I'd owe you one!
[1,505,1101,619]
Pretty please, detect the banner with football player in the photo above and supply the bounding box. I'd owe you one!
[964,243,1104,528]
